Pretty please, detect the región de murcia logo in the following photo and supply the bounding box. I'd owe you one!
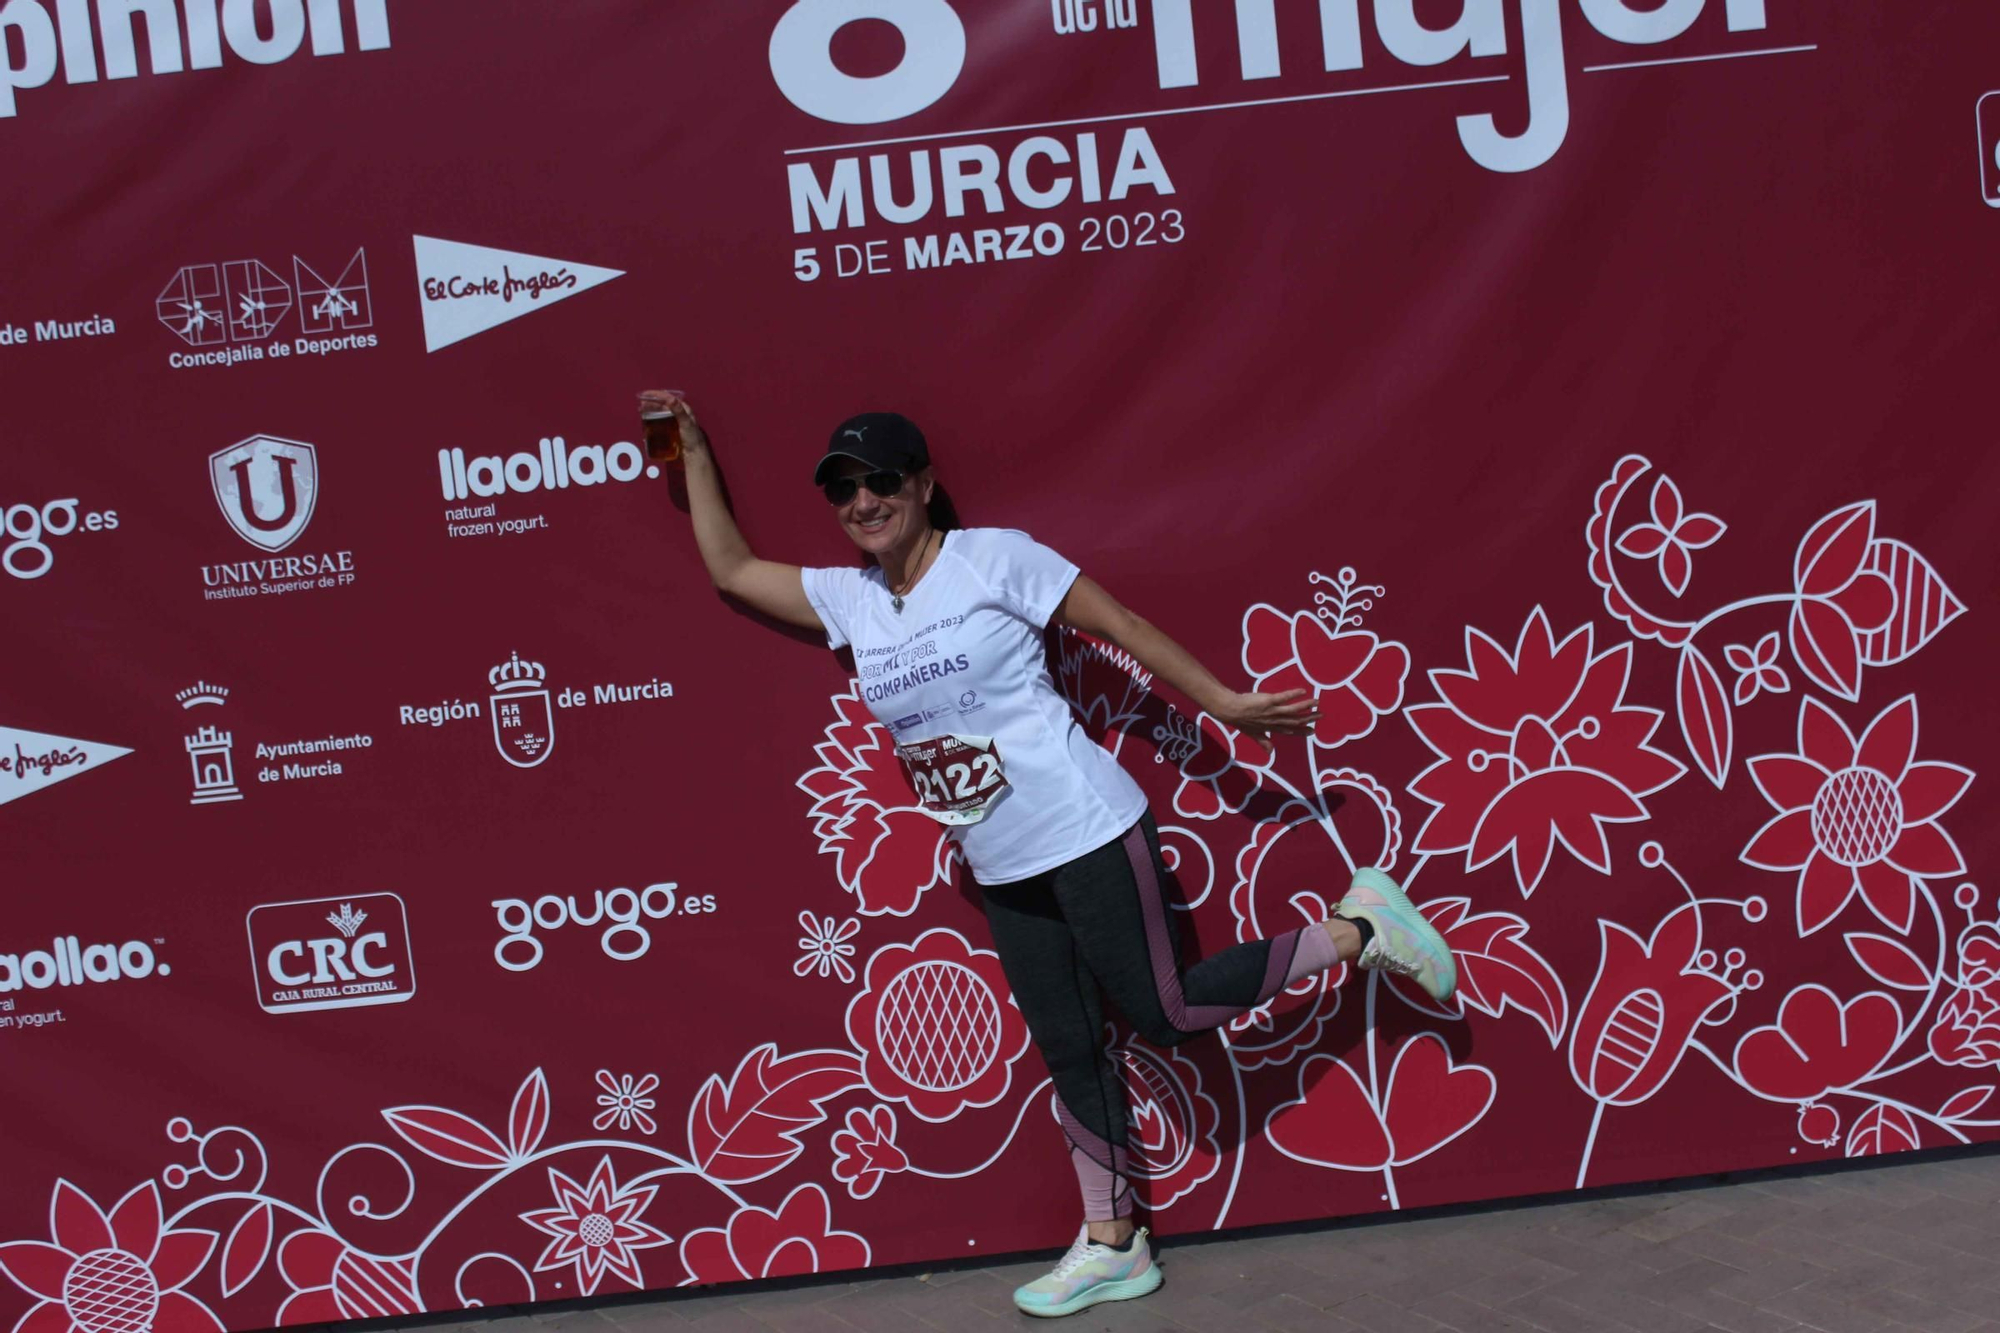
[397,652,678,767]
[490,652,557,769]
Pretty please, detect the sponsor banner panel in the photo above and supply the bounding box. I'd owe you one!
[1,1,1995,1328]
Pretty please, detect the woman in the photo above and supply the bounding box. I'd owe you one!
[641,392,1455,1319]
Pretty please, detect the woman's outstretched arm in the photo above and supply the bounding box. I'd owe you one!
[641,391,825,633]
[1055,574,1316,753]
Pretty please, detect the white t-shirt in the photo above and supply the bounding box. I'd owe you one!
[801,528,1147,884]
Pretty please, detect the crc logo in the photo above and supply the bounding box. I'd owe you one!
[1980,93,2000,208]
[210,435,318,552]
[246,893,415,1015]
[157,250,373,346]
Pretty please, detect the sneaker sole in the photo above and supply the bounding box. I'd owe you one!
[1349,867,1458,1001]
[1014,1265,1163,1318]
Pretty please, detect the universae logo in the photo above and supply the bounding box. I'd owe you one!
[1,0,393,120]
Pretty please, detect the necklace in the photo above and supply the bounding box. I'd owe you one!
[889,529,939,614]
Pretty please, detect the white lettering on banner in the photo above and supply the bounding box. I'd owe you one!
[433,437,657,540]
[789,128,1171,233]
[412,236,624,353]
[0,725,133,808]
[0,937,166,992]
[0,313,116,345]
[437,440,653,500]
[491,883,719,972]
[2,499,118,580]
[1051,0,1139,35]
[1,0,391,119]
[769,0,964,125]
[768,0,1782,174]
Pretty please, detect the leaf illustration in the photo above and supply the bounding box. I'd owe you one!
[1858,539,1966,667]
[1386,899,1568,1045]
[688,1044,864,1183]
[1263,1054,1391,1171]
[1939,1086,1994,1122]
[1845,1102,1919,1158]
[1794,502,1875,597]
[1587,989,1664,1101]
[1843,933,1932,992]
[381,1105,511,1169]
[1382,1034,1496,1165]
[1789,599,1862,701]
[1677,644,1732,787]
[220,1203,271,1298]
[508,1068,550,1160]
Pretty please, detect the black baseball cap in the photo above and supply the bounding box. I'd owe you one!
[812,412,930,486]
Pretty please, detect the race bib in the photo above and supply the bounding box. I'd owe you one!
[896,734,1009,826]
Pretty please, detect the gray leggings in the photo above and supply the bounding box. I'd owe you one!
[979,811,1336,1219]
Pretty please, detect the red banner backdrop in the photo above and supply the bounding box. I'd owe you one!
[3,1,1996,1325]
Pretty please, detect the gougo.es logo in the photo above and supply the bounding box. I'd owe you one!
[4,498,119,580]
[492,882,718,971]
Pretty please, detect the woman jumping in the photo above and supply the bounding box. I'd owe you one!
[642,393,1456,1320]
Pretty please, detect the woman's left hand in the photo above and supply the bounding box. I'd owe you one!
[1209,688,1319,754]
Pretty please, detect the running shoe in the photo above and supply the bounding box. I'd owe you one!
[1010,1226,1161,1319]
[1338,867,1457,1003]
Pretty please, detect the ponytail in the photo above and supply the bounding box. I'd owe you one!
[926,481,962,533]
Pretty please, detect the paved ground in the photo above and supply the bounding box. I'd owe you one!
[420,1148,2000,1333]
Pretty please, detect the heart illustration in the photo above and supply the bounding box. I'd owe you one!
[1243,604,1298,677]
[1732,985,1901,1101]
[1262,1054,1390,1171]
[1382,1033,1496,1165]
[1291,614,1375,690]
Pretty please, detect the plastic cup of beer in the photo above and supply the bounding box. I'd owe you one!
[641,391,685,463]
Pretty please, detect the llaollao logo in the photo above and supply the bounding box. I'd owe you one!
[0,936,167,993]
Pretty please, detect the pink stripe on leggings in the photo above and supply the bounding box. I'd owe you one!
[1056,1093,1133,1220]
[1123,823,1333,1034]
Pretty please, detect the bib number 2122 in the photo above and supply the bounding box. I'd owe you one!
[896,733,1008,826]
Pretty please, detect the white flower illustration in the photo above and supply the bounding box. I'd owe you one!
[592,1071,659,1135]
[795,912,861,984]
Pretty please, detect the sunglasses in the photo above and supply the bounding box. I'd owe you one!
[822,469,908,506]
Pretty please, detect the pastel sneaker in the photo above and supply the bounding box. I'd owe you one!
[1338,867,1457,1003]
[1011,1226,1161,1319]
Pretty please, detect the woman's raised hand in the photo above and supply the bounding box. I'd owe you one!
[637,389,709,459]
[1211,688,1319,754]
